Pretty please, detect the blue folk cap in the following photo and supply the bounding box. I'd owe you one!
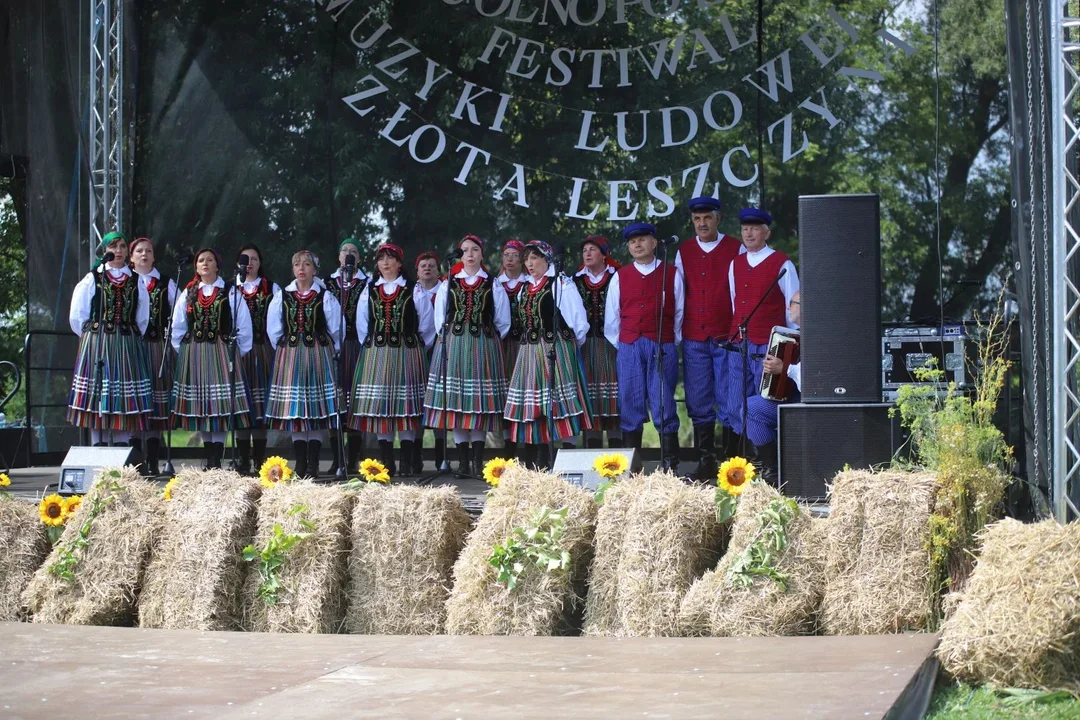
[621,222,657,240]
[738,207,773,226]
[688,196,721,213]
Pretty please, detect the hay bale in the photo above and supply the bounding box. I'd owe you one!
[445,465,597,635]
[938,518,1080,695]
[820,469,936,635]
[138,468,261,630]
[583,472,726,637]
[677,482,824,637]
[0,499,49,621]
[22,467,162,626]
[346,485,471,635]
[242,482,352,633]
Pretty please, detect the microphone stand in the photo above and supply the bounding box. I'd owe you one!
[333,265,355,482]
[736,268,788,458]
[653,241,672,472]
[160,258,189,477]
[545,253,565,470]
[227,268,245,471]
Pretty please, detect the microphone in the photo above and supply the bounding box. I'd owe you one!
[658,234,681,246]
[447,247,464,262]
[236,255,250,286]
[177,250,195,266]
[553,243,567,257]
[776,267,788,279]
[343,254,356,279]
[102,251,116,265]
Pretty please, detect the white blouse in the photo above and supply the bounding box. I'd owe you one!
[524,267,589,347]
[69,265,151,337]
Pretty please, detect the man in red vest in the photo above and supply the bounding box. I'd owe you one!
[604,222,685,473]
[675,196,743,481]
[721,208,800,479]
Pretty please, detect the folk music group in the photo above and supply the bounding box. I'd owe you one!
[66,196,801,482]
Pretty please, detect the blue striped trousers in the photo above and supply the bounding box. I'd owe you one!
[720,340,768,436]
[616,337,680,434]
[682,339,728,428]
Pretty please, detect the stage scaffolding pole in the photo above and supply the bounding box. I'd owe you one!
[88,0,124,262]
[1049,1,1080,522]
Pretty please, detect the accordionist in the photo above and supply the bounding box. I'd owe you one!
[746,290,802,481]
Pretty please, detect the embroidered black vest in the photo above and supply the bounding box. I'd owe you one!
[282,288,330,347]
[503,279,526,341]
[447,275,497,338]
[574,271,612,339]
[364,279,420,349]
[143,274,173,342]
[241,278,274,345]
[326,275,363,341]
[181,286,232,344]
[85,270,140,336]
[518,277,575,344]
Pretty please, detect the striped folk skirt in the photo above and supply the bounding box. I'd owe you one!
[171,341,252,432]
[67,330,153,431]
[424,331,507,432]
[264,342,340,432]
[503,336,522,381]
[580,335,620,432]
[145,338,175,429]
[348,343,428,434]
[504,337,593,444]
[242,340,276,427]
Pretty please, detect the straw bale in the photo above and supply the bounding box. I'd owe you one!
[938,518,1080,695]
[22,467,162,626]
[445,466,597,636]
[820,469,936,635]
[583,472,726,637]
[243,482,353,633]
[138,468,261,630]
[0,498,49,621]
[346,485,471,635]
[677,482,824,637]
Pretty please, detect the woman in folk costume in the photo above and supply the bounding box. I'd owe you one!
[504,240,592,469]
[413,250,443,472]
[495,239,528,459]
[325,238,367,475]
[573,235,623,449]
[67,231,154,445]
[129,236,178,475]
[348,243,435,477]
[424,234,510,478]
[170,248,254,469]
[264,250,343,479]
[230,244,280,475]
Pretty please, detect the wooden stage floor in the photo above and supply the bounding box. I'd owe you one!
[0,623,939,719]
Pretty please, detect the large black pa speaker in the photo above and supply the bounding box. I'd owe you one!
[778,403,898,501]
[798,194,882,403]
[58,445,142,494]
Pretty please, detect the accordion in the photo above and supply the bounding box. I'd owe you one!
[759,326,801,401]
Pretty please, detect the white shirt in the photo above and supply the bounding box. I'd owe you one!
[673,234,744,272]
[727,245,801,327]
[603,259,686,348]
[330,267,369,284]
[574,265,617,284]
[266,281,343,352]
[788,362,802,392]
[433,268,511,340]
[69,265,151,337]
[496,271,527,293]
[525,267,590,347]
[170,277,253,355]
[413,281,440,309]
[355,276,437,350]
[136,268,179,309]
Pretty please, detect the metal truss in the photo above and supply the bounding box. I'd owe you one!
[1050,2,1080,522]
[88,0,123,262]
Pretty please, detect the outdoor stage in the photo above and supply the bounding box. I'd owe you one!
[0,622,939,719]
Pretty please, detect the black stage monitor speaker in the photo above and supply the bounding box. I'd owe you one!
[552,448,638,490]
[778,403,897,502]
[798,194,882,403]
[58,446,142,494]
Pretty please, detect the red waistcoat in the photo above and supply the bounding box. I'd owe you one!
[679,234,741,342]
[729,250,789,344]
[618,261,676,344]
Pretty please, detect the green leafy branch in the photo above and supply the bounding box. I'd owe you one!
[727,496,799,592]
[488,505,571,591]
[714,486,742,524]
[242,504,315,606]
[48,475,121,582]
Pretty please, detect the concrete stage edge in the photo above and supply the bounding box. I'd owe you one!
[0,623,939,719]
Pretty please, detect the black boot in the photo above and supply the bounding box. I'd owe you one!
[252,438,268,477]
[235,437,252,476]
[293,440,309,478]
[212,442,226,470]
[660,433,680,475]
[435,437,451,472]
[607,434,624,449]
[379,440,397,477]
[623,429,644,472]
[753,440,779,486]
[346,433,363,475]
[504,440,517,459]
[471,440,486,477]
[308,440,323,480]
[455,443,472,478]
[129,437,149,476]
[585,436,603,449]
[202,441,214,470]
[721,426,742,461]
[145,437,161,477]
[412,436,424,473]
[399,440,415,476]
[690,425,718,482]
[535,443,552,471]
[519,443,537,469]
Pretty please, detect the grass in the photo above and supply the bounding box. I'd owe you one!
[927,682,1080,719]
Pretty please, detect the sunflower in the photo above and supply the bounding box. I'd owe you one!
[359,458,390,483]
[717,457,756,496]
[259,456,294,489]
[39,493,67,527]
[163,477,179,501]
[64,495,84,516]
[483,457,515,487]
[594,453,629,479]
[0,472,10,487]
